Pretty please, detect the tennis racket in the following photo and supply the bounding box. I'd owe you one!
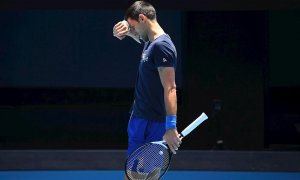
[125,112,208,180]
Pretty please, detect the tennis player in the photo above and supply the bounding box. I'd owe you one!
[113,1,181,175]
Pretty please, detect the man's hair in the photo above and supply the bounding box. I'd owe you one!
[124,1,156,21]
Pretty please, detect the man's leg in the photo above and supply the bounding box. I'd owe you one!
[125,116,148,180]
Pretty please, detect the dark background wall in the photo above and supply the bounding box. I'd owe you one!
[266,10,300,149]
[0,1,299,150]
[181,11,267,150]
[0,11,182,88]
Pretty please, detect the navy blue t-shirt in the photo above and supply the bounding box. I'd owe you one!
[131,34,177,122]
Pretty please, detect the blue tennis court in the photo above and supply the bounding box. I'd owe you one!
[1,170,300,180]
[1,150,300,180]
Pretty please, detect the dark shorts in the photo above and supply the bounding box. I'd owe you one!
[127,115,165,155]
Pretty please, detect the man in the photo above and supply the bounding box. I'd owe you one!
[113,0,181,164]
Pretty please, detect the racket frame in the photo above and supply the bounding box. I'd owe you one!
[125,141,172,180]
[125,112,208,180]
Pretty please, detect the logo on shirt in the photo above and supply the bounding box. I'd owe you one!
[141,53,148,63]
[163,58,167,62]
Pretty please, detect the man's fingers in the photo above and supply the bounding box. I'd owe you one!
[113,21,129,37]
[116,26,128,33]
[118,29,129,35]
[113,22,123,29]
[112,24,121,33]
[167,140,180,154]
[169,144,177,154]
[114,22,128,32]
[163,129,182,154]
[114,26,128,36]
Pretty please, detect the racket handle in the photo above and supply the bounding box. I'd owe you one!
[180,112,208,137]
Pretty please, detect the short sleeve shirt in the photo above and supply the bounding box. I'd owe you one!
[132,34,177,121]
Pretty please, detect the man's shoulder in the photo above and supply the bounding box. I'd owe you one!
[152,36,175,51]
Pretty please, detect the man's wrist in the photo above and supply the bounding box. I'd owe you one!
[166,115,177,130]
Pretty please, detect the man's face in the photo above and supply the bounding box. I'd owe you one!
[127,17,148,42]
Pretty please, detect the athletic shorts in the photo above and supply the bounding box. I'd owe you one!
[127,115,165,155]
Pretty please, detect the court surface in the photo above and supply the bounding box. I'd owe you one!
[0,170,300,180]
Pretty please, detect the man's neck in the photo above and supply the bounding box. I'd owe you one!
[147,20,165,42]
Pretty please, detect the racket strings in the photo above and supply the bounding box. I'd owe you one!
[126,143,171,180]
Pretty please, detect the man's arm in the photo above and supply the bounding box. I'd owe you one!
[158,67,181,154]
[158,67,177,115]
[113,20,141,43]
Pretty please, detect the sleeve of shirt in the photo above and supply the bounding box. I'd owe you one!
[153,41,176,68]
